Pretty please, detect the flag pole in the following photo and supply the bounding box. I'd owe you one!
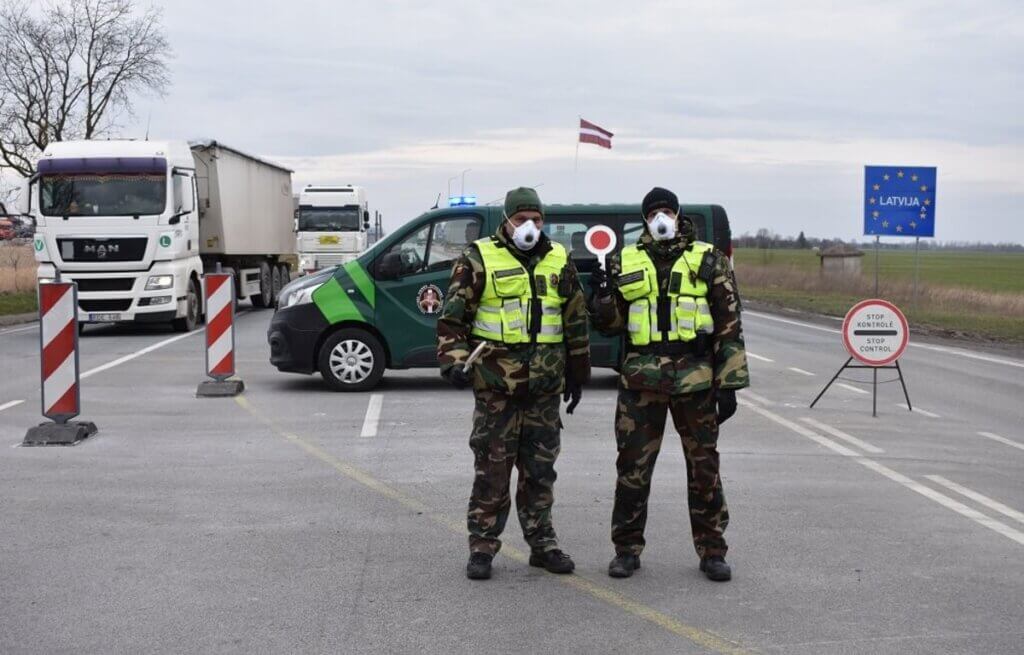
[573,115,581,200]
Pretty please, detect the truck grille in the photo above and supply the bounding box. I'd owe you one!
[57,238,147,262]
[79,299,133,312]
[75,278,136,292]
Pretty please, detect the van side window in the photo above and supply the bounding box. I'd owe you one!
[426,217,481,272]
[378,224,429,277]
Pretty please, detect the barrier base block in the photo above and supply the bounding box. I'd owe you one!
[23,421,98,446]
[196,378,245,397]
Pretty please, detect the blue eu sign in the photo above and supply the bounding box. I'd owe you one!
[864,166,936,237]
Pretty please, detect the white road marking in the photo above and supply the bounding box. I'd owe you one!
[740,399,1024,547]
[788,367,815,376]
[836,382,869,395]
[800,417,885,454]
[896,403,940,418]
[925,475,1024,526]
[0,324,37,336]
[746,352,774,363]
[977,431,1024,452]
[738,389,774,406]
[745,310,1024,370]
[80,329,203,379]
[360,394,383,438]
[0,399,25,412]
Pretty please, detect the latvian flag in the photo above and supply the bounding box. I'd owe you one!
[579,118,613,149]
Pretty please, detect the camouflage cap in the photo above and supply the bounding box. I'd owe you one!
[504,187,544,219]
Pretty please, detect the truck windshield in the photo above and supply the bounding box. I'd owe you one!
[299,206,361,232]
[40,173,167,217]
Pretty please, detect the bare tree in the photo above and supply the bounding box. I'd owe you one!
[0,0,171,177]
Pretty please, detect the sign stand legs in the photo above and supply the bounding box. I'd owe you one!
[810,357,912,418]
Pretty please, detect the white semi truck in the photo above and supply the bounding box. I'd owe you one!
[295,185,370,274]
[20,139,294,331]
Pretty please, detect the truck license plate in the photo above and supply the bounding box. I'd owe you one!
[88,313,122,322]
[318,235,340,245]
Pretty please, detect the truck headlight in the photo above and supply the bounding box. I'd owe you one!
[278,270,331,309]
[146,275,174,290]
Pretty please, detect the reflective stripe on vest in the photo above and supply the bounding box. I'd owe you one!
[470,238,568,344]
[616,242,715,345]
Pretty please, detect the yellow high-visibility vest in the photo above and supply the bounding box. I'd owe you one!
[617,242,715,346]
[470,238,568,344]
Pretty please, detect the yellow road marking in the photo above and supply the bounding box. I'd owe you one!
[234,395,752,654]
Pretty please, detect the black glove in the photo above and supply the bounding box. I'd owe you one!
[446,366,471,390]
[563,382,582,415]
[588,267,615,298]
[716,389,737,424]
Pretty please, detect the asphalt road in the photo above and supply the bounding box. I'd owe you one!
[1,305,1022,654]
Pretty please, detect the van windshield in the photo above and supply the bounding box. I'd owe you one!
[40,173,167,217]
[299,206,361,232]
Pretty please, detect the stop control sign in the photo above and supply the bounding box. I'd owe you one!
[842,299,909,366]
[584,225,616,269]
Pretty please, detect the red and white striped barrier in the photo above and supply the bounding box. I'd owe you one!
[38,281,80,420]
[24,279,96,445]
[204,272,235,380]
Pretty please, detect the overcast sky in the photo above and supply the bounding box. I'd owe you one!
[124,0,1022,243]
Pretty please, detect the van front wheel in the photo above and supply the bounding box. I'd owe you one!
[318,328,385,392]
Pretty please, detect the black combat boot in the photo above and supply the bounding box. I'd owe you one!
[700,556,732,582]
[607,553,641,578]
[466,552,493,580]
[529,549,575,574]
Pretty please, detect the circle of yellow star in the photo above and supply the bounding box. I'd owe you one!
[910,221,917,228]
[882,220,889,228]
[873,184,880,191]
[883,174,890,181]
[896,225,903,232]
[897,171,904,178]
[869,197,876,204]
[872,210,879,218]
[924,199,931,205]
[911,174,918,181]
[921,185,928,192]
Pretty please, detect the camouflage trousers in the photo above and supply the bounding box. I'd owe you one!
[612,387,729,559]
[467,390,562,555]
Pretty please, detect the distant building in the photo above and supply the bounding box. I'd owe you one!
[818,247,864,276]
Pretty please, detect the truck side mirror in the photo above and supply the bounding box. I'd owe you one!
[293,218,299,233]
[16,179,31,215]
[363,210,370,230]
[377,251,403,280]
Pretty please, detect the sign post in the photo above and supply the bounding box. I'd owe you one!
[583,225,617,270]
[811,299,912,417]
[196,270,245,397]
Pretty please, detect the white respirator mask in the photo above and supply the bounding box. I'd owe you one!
[648,211,677,241]
[508,217,541,250]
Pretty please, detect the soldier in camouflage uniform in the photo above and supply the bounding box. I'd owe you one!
[437,187,591,580]
[589,187,749,582]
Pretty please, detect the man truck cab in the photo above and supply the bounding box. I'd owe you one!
[268,203,732,391]
[296,185,370,274]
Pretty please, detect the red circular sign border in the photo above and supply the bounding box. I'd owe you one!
[841,298,909,366]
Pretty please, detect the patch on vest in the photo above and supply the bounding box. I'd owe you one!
[617,270,645,286]
[549,272,559,287]
[493,267,523,279]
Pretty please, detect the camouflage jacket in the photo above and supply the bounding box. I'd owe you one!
[437,226,591,398]
[589,231,749,395]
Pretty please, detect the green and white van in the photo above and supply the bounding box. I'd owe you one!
[267,203,733,391]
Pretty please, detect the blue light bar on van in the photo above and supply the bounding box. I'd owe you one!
[448,195,477,207]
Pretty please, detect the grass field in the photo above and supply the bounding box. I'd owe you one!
[734,248,1024,342]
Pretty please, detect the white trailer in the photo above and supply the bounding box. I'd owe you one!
[21,139,294,332]
[295,185,369,274]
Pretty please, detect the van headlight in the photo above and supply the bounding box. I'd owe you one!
[146,275,174,290]
[278,272,330,309]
